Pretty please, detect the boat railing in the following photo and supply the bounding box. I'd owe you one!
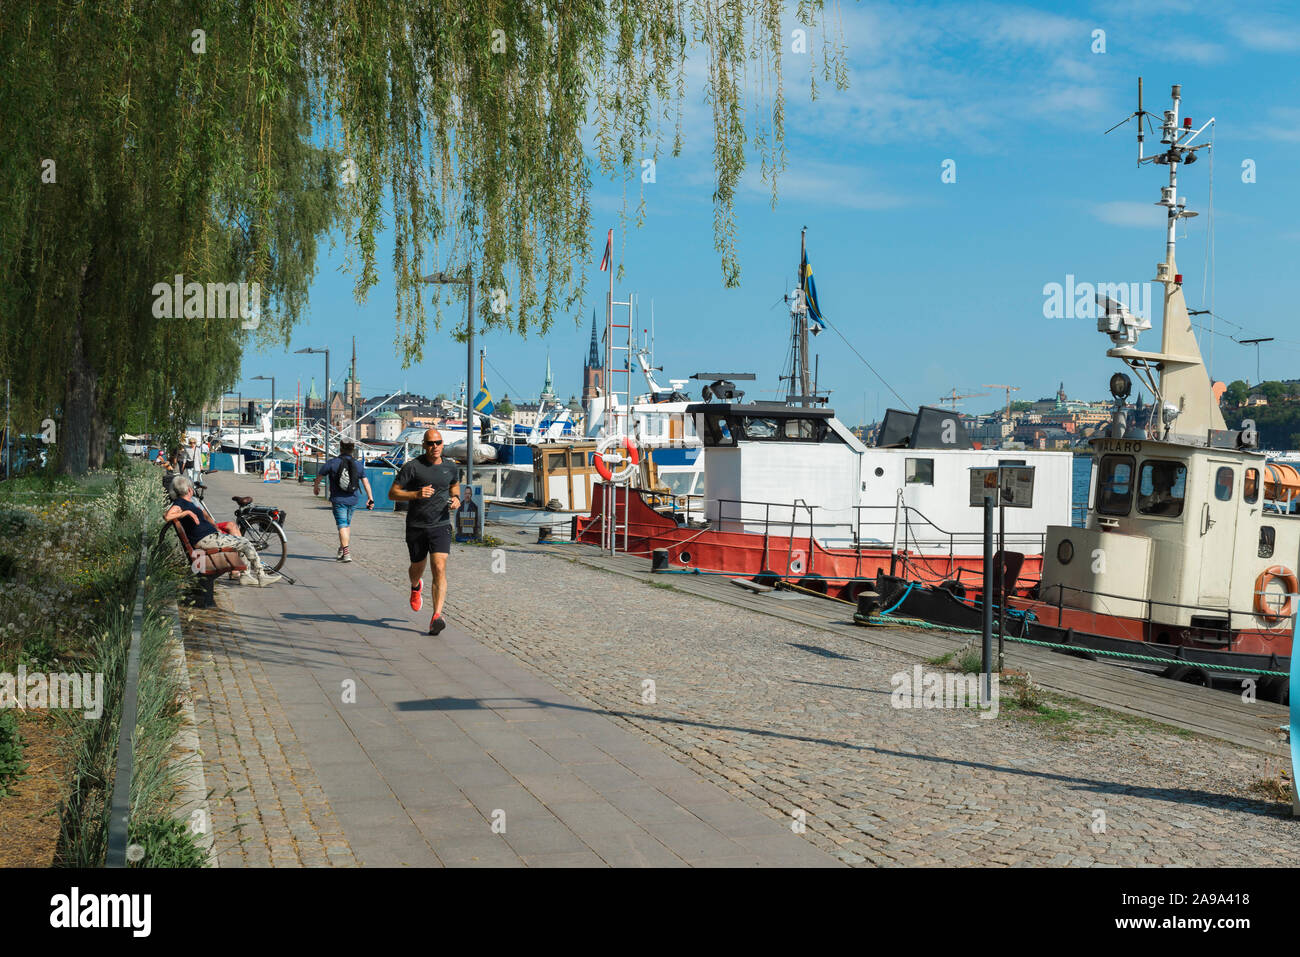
[709,497,1049,577]
[1038,581,1287,642]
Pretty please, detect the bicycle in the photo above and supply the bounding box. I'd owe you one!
[230,495,288,572]
[157,491,288,573]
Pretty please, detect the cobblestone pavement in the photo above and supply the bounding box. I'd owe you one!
[182,471,836,867]
[218,473,1298,865]
[184,595,359,866]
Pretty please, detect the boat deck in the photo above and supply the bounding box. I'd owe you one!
[526,535,1289,756]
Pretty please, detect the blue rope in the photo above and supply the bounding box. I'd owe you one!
[879,582,914,616]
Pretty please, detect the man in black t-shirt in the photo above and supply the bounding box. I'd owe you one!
[390,428,461,635]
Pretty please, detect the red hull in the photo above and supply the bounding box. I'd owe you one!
[1006,595,1292,658]
[576,485,1042,601]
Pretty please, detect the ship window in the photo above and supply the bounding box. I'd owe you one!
[905,458,934,485]
[741,416,779,438]
[702,414,735,447]
[1259,525,1275,559]
[783,418,816,440]
[735,415,832,442]
[1096,454,1135,515]
[1214,467,1234,501]
[1137,460,1187,518]
[1245,468,1259,504]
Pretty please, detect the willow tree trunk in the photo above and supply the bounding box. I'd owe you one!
[59,258,100,476]
[60,317,97,475]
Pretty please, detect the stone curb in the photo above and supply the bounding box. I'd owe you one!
[166,601,217,867]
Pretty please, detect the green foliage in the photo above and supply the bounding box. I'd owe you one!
[1221,380,1300,448]
[1224,380,1249,406]
[0,709,27,798]
[3,1,847,473]
[496,397,515,417]
[956,645,983,675]
[127,814,208,869]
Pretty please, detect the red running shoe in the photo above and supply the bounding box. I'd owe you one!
[409,580,423,611]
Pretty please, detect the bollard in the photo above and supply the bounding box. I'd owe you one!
[651,548,669,572]
[537,525,552,544]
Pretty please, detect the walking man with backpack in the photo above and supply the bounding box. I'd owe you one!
[314,440,375,562]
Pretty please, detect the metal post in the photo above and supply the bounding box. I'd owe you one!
[322,352,329,460]
[236,391,241,470]
[998,497,1006,670]
[466,264,475,495]
[982,495,994,705]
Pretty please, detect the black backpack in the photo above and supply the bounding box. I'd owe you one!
[337,455,358,493]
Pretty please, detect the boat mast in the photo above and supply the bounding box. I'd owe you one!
[782,227,813,407]
[1100,80,1223,441]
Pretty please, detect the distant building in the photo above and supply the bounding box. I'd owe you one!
[1246,394,1269,407]
[582,312,605,400]
[374,411,403,442]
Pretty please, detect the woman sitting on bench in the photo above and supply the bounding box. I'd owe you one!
[165,475,281,586]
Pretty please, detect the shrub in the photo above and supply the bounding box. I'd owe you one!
[0,709,27,798]
[127,814,208,868]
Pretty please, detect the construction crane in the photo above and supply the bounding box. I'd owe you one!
[983,384,1021,419]
[936,388,988,410]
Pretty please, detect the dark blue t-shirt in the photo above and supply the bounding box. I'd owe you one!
[319,455,368,505]
[175,498,218,543]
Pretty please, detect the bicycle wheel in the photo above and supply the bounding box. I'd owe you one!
[241,514,287,572]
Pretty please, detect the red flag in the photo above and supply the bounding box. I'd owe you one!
[599,228,612,271]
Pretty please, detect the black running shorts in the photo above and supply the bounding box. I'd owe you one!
[406,525,452,562]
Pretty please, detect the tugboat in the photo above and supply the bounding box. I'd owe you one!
[864,82,1294,702]
[573,231,1075,596]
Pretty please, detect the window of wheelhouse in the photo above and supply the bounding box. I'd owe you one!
[1214,467,1234,502]
[701,413,735,447]
[1137,459,1187,518]
[1096,454,1136,515]
[1245,468,1259,504]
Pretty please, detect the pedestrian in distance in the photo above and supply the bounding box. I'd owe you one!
[388,428,460,636]
[314,439,375,562]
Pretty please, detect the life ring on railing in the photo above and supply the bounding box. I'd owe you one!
[1253,565,1298,624]
[592,435,639,482]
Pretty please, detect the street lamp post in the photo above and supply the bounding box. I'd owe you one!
[294,348,330,461]
[418,267,475,488]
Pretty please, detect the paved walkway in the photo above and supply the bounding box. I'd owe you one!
[183,473,837,867]
[188,471,1299,866]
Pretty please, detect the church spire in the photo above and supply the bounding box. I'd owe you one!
[587,310,601,368]
[541,350,556,402]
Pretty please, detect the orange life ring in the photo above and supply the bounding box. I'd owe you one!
[592,437,639,482]
[1253,565,1298,624]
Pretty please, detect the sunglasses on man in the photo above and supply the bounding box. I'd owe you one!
[423,440,443,446]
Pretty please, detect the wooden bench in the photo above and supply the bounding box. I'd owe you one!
[164,518,247,607]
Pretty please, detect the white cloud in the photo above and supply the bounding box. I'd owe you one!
[1227,15,1300,51]
[1092,201,1163,228]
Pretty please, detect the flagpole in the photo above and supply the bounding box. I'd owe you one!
[605,228,614,436]
[799,227,811,408]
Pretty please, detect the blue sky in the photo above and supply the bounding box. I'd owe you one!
[233,0,1300,425]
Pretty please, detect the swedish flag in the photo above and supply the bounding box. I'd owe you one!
[473,379,495,416]
[801,252,825,330]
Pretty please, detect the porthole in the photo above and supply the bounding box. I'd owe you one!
[679,550,692,565]
[1057,539,1074,565]
[874,467,884,477]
